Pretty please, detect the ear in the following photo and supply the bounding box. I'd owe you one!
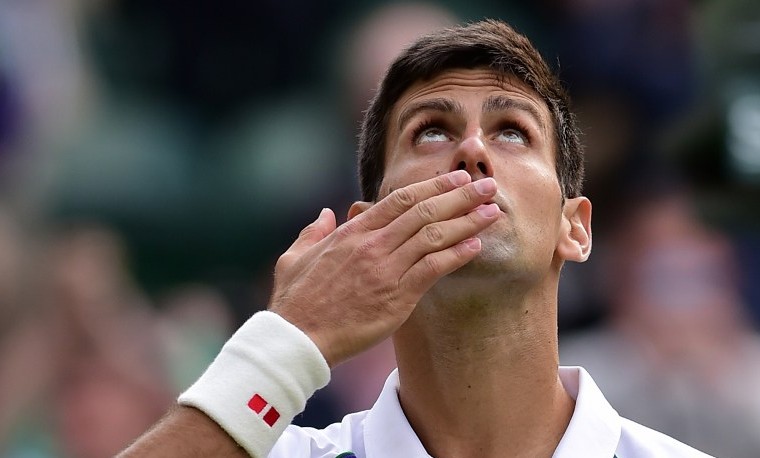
[556,197,592,263]
[348,201,374,221]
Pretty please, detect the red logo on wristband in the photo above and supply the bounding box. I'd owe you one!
[247,393,281,427]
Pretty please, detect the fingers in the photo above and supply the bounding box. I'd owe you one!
[356,170,472,230]
[285,208,337,256]
[380,177,498,250]
[400,236,483,296]
[393,202,499,267]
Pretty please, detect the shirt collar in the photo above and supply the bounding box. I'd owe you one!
[364,369,431,457]
[553,366,621,458]
[364,367,621,458]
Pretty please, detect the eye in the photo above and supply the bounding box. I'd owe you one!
[496,128,526,145]
[416,127,450,144]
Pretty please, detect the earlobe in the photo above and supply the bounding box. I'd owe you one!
[557,197,592,263]
[348,201,374,221]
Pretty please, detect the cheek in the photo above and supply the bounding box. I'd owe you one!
[514,159,561,198]
[505,163,563,227]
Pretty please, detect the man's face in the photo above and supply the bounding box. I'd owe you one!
[379,68,567,280]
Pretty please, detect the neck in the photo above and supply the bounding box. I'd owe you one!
[393,276,574,458]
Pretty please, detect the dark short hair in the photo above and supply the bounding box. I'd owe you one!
[358,19,583,202]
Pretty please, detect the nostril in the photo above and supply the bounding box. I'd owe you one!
[477,162,487,174]
[457,161,467,170]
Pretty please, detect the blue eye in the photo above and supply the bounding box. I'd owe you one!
[417,127,449,144]
[496,129,526,144]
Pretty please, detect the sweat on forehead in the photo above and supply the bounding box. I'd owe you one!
[357,19,584,203]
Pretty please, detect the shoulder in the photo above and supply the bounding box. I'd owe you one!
[267,410,368,458]
[616,417,715,458]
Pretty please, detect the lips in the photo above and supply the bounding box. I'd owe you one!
[486,191,507,213]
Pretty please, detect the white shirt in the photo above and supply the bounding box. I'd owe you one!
[269,367,713,458]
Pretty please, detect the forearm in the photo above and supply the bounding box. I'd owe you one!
[119,405,249,457]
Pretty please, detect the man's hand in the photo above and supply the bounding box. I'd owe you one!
[269,170,500,367]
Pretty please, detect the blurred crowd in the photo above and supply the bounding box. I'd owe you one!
[0,0,759,457]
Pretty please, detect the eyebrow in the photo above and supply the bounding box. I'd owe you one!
[483,95,547,133]
[397,98,464,134]
[396,94,548,136]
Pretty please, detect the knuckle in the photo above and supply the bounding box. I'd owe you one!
[415,199,437,222]
[460,184,479,203]
[422,224,444,247]
[355,236,379,256]
[392,187,416,210]
[467,209,482,224]
[381,288,398,310]
[334,222,356,240]
[424,254,442,275]
[356,231,391,258]
[433,175,449,194]
[376,268,395,293]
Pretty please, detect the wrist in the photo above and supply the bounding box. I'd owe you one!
[270,307,340,368]
[178,311,330,456]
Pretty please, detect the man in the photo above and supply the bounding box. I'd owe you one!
[121,20,711,457]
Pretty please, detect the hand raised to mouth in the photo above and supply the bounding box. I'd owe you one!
[268,170,500,367]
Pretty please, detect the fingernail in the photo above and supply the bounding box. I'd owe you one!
[476,203,498,218]
[318,208,329,219]
[474,178,496,195]
[462,237,481,250]
[448,170,470,186]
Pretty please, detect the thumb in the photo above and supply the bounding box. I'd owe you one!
[288,208,336,254]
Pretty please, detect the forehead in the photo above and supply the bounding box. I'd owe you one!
[389,68,552,128]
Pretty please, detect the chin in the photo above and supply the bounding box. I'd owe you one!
[452,245,516,277]
[471,229,517,264]
[448,234,539,284]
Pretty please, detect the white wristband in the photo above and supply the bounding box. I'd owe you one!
[178,311,330,457]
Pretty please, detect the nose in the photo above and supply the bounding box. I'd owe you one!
[450,130,493,180]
